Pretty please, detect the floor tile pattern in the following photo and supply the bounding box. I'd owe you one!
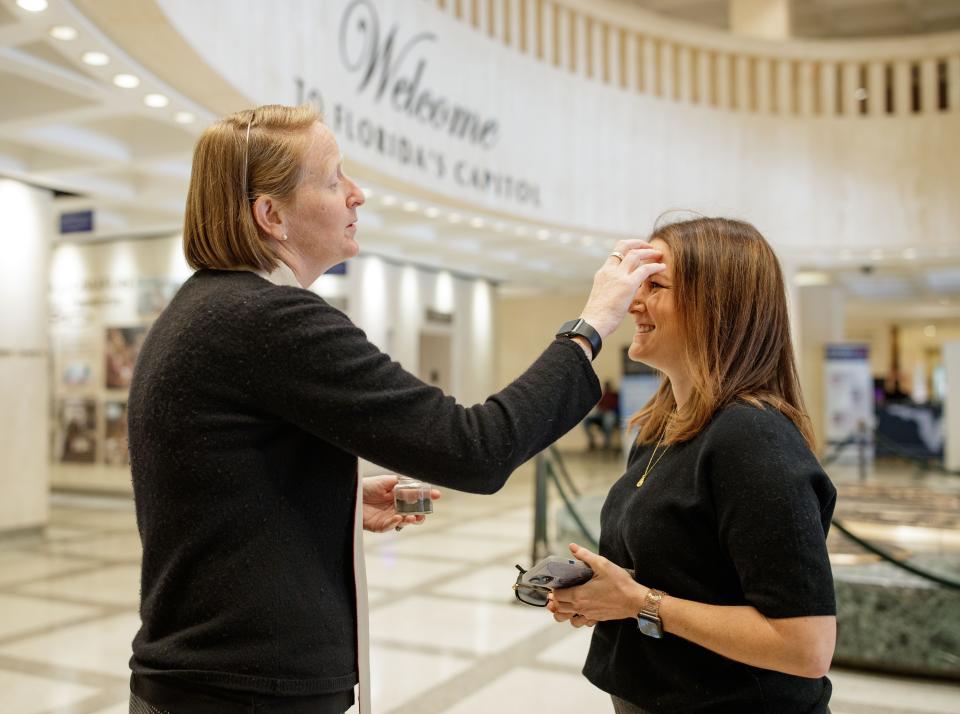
[0,456,956,713]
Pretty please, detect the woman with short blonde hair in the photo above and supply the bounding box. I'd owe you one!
[127,104,667,713]
[183,104,319,273]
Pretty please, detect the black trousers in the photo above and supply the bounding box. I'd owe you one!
[130,674,354,714]
[611,695,831,714]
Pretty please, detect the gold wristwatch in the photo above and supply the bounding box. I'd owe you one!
[636,588,666,638]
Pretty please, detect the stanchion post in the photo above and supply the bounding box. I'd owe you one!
[532,453,549,563]
[857,420,867,483]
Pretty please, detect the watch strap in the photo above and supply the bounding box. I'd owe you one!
[640,588,665,618]
[556,318,602,359]
[636,588,665,639]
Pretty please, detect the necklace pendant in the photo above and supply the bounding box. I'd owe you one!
[636,474,647,488]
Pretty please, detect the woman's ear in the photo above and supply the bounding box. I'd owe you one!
[252,195,286,242]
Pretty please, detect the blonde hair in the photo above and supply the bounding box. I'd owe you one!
[631,217,815,450]
[183,104,321,271]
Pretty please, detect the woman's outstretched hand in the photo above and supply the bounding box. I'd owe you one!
[580,240,665,339]
[547,543,647,628]
[361,475,441,533]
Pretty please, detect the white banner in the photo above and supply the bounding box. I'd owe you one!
[153,0,960,250]
[824,343,874,464]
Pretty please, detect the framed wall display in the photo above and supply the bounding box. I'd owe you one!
[61,357,94,387]
[137,278,181,316]
[103,400,130,466]
[56,398,97,464]
[105,326,148,389]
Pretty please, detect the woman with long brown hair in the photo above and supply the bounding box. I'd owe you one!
[548,218,837,714]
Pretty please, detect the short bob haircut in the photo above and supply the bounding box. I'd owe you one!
[183,104,321,272]
[631,217,815,450]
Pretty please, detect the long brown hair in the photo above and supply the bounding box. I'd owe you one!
[631,217,815,449]
[183,104,320,272]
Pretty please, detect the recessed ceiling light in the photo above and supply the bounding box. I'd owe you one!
[49,25,77,41]
[81,51,110,66]
[901,248,917,260]
[448,213,462,223]
[470,217,485,228]
[381,195,397,206]
[17,0,48,12]
[558,233,572,244]
[794,271,831,287]
[174,111,196,124]
[113,73,140,89]
[402,201,419,212]
[536,229,551,240]
[514,226,528,237]
[424,206,440,218]
[144,93,170,108]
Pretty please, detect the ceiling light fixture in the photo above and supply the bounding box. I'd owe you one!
[793,271,831,287]
[536,229,551,240]
[402,201,419,212]
[381,195,397,206]
[470,217,485,228]
[144,93,170,108]
[448,213,462,223]
[17,0,48,12]
[514,226,528,236]
[81,51,110,66]
[901,248,917,260]
[112,73,140,89]
[424,206,440,218]
[174,111,196,124]
[49,25,78,41]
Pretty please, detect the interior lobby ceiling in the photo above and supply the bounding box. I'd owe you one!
[628,0,960,38]
[0,0,957,316]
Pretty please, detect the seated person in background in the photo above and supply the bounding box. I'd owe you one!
[584,380,620,450]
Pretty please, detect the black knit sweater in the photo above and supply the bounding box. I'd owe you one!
[127,269,600,695]
[583,403,837,714]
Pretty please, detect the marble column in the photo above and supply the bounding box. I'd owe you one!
[0,179,52,536]
[944,341,960,471]
[796,282,846,451]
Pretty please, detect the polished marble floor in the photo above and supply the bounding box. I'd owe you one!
[1,456,958,714]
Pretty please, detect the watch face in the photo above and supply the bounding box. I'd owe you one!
[637,616,663,639]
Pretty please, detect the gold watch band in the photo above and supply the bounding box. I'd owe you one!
[640,588,665,619]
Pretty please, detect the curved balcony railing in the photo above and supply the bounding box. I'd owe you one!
[430,0,960,119]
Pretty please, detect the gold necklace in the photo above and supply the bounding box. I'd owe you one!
[636,430,670,488]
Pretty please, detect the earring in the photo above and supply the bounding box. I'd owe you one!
[281,233,288,241]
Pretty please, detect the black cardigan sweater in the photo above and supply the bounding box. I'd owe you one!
[583,403,837,713]
[127,269,600,695]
